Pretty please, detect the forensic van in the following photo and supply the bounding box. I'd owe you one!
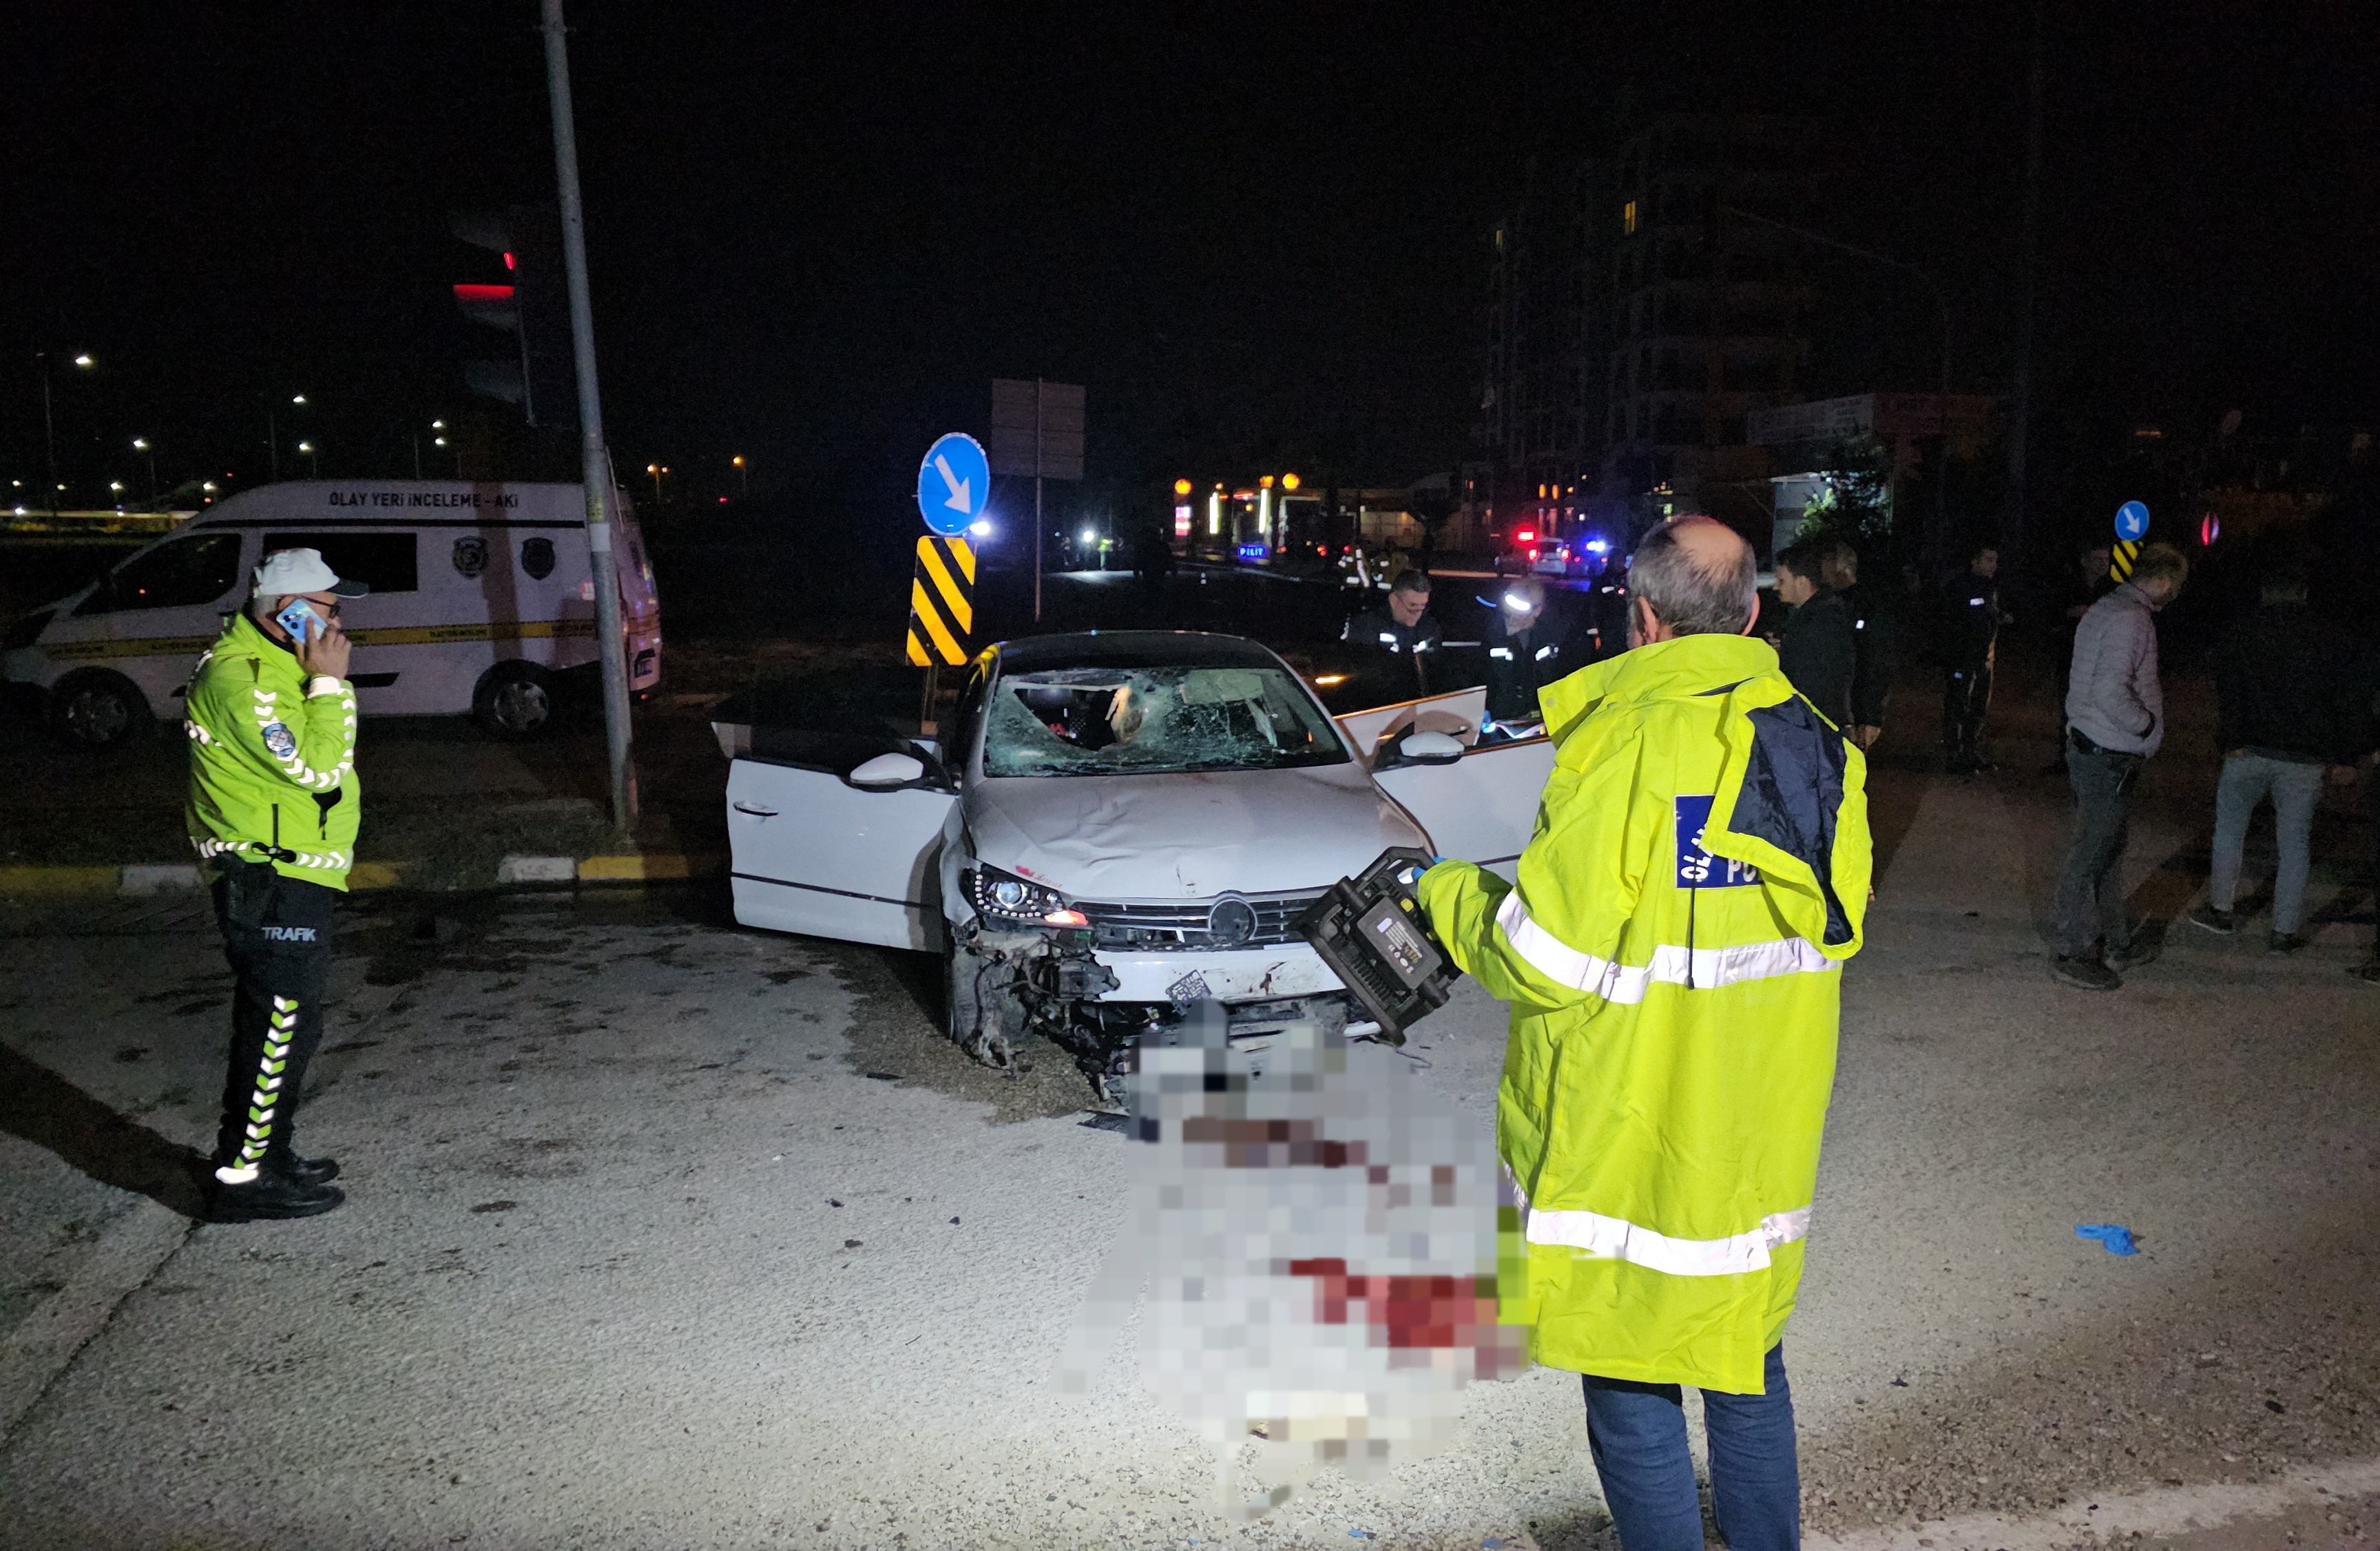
[0,480,661,746]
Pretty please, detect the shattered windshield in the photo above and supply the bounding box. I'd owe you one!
[982,665,1350,778]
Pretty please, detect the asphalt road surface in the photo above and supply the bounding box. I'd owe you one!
[1,714,2375,1549]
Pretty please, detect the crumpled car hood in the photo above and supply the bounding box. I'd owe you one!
[964,762,1428,899]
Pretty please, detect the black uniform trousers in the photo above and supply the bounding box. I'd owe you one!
[209,861,337,1181]
[1942,659,1994,767]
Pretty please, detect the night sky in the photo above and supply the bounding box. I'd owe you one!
[7,1,2375,519]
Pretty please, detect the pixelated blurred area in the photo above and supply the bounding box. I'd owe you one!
[1060,1003,1527,1517]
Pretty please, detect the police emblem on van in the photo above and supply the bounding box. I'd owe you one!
[452,536,488,577]
[1675,795,1760,888]
[520,537,555,579]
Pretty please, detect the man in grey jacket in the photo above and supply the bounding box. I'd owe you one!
[2053,544,2189,990]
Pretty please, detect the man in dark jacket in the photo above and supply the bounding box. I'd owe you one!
[2189,572,2359,954]
[1774,540,1856,729]
[1481,576,1575,721]
[1824,541,1892,750]
[1342,569,1444,699]
[1940,542,2003,773]
[2352,640,2380,985]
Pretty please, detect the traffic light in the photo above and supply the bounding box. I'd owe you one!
[451,202,577,429]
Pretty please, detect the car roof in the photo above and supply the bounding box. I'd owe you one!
[991,630,1285,674]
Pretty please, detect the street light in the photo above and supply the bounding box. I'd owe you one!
[34,350,96,519]
[731,453,749,497]
[266,393,310,481]
[132,437,156,501]
[297,439,318,477]
[645,462,668,506]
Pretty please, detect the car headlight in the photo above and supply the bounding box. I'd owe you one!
[965,865,1086,927]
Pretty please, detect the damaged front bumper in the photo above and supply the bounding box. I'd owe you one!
[957,923,1359,1101]
[1090,943,1341,1004]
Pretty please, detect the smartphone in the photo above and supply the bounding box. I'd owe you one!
[275,600,316,644]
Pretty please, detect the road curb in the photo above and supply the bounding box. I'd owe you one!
[0,865,121,899]
[0,853,723,901]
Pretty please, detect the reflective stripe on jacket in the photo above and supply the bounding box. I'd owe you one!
[1416,632,1870,1395]
[184,612,361,891]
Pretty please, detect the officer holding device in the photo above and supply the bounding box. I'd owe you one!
[184,547,367,1221]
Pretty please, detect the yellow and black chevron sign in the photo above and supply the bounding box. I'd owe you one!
[905,534,977,666]
[2109,539,2140,583]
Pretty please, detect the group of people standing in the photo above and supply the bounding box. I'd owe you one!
[1759,532,2379,991]
[2052,543,2380,989]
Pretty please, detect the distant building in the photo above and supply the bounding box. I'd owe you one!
[1749,392,1996,556]
[1472,112,1830,551]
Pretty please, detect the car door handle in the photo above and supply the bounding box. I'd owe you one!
[732,802,779,818]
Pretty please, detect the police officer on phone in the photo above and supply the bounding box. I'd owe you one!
[185,548,367,1221]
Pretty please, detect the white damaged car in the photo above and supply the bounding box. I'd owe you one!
[722,631,1551,1099]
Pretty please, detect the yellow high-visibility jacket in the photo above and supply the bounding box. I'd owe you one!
[1417,632,1870,1394]
[184,612,361,889]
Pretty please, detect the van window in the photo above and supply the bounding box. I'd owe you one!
[262,532,419,594]
[75,532,244,614]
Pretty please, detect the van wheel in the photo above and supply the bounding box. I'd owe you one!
[472,663,556,739]
[50,670,153,749]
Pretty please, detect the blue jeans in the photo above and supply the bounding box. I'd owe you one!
[1583,1342,1799,1551]
[2208,753,2326,935]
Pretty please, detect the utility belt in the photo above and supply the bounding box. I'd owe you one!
[207,850,283,930]
[2068,726,2145,768]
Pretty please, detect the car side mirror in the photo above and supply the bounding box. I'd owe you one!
[1393,731,1465,767]
[846,751,926,789]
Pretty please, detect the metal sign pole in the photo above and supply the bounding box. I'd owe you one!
[541,0,637,831]
[1031,379,1045,623]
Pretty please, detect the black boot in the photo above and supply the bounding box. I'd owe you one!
[282,1154,342,1186]
[206,1170,344,1222]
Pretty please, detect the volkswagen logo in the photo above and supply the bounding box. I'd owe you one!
[1207,894,1257,948]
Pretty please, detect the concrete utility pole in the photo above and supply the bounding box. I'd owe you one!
[2003,0,2047,564]
[541,0,638,830]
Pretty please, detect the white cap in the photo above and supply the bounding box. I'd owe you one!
[252,547,368,599]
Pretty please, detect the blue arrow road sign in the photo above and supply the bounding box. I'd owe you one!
[917,433,990,537]
[2113,500,2150,541]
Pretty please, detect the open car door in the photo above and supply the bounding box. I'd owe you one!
[1333,685,1487,762]
[1369,735,1555,882]
[727,728,957,952]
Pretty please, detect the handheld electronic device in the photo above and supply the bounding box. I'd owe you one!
[1293,847,1459,1043]
[275,599,317,644]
